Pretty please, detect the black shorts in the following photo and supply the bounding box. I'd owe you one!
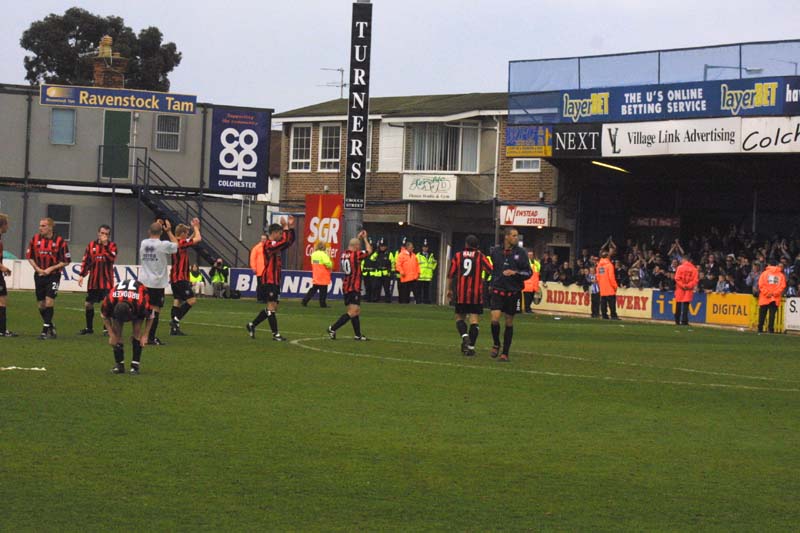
[455,303,483,315]
[256,281,268,302]
[146,287,166,308]
[344,291,361,306]
[0,274,7,296]
[86,288,109,304]
[171,281,195,301]
[263,283,280,303]
[490,291,521,316]
[34,273,60,301]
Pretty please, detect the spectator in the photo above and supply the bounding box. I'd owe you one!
[189,264,205,296]
[210,258,230,298]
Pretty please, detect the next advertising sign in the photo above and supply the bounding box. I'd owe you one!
[40,84,196,114]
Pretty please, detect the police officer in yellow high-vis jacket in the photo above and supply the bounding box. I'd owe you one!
[416,239,438,304]
[370,238,392,302]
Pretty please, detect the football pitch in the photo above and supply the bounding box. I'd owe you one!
[1,292,799,531]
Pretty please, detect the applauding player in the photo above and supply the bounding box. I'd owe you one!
[101,279,152,375]
[77,224,117,335]
[328,230,372,341]
[447,235,492,356]
[247,216,295,341]
[169,218,202,336]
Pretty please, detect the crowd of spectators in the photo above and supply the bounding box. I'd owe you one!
[537,226,800,297]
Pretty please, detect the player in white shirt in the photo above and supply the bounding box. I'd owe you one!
[138,220,178,345]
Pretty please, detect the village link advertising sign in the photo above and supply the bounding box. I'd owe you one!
[40,84,197,114]
[510,76,800,125]
[209,107,271,194]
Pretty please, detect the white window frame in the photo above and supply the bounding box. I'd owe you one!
[50,108,76,146]
[289,123,312,172]
[317,123,342,172]
[405,121,481,174]
[512,158,542,173]
[154,114,182,152]
[366,121,373,172]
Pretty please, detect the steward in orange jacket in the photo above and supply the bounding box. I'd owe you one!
[596,252,620,320]
[250,235,268,302]
[396,242,420,304]
[757,263,786,334]
[673,256,699,326]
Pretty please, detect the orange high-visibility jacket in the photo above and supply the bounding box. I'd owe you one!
[674,261,699,303]
[523,259,541,293]
[596,258,618,296]
[250,242,266,276]
[396,248,420,283]
[758,266,786,306]
[310,249,333,286]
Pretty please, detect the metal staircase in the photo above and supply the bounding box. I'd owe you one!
[133,157,252,267]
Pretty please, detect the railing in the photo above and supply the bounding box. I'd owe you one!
[133,157,252,267]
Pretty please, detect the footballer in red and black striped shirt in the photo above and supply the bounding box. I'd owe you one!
[26,218,71,339]
[101,279,153,374]
[247,216,296,341]
[447,234,492,356]
[77,224,117,335]
[169,218,202,336]
[327,230,373,341]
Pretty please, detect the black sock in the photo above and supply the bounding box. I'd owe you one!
[267,311,278,334]
[178,302,192,320]
[86,307,94,330]
[171,306,180,322]
[491,321,501,346]
[0,306,6,332]
[149,312,160,341]
[456,319,468,337]
[468,324,479,346]
[44,307,54,327]
[502,326,514,355]
[331,313,350,331]
[351,316,362,337]
[113,342,124,364]
[131,339,142,367]
[252,310,269,326]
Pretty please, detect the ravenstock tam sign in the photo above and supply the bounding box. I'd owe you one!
[500,205,551,227]
[601,117,740,157]
[209,107,271,193]
[40,84,196,114]
[402,174,457,201]
[344,2,372,210]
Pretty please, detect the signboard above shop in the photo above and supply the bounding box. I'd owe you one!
[509,76,800,125]
[40,84,197,114]
[402,174,457,201]
[500,205,551,227]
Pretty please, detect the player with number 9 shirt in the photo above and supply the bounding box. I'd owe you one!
[327,230,373,341]
[448,234,493,356]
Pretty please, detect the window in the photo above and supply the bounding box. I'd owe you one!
[47,204,72,241]
[50,108,76,145]
[366,121,373,171]
[290,125,311,171]
[318,124,341,171]
[408,122,479,172]
[155,115,181,151]
[512,158,542,172]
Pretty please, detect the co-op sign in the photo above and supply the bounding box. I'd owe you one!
[500,205,551,227]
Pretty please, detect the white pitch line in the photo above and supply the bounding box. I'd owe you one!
[123,317,800,388]
[1,366,46,372]
[289,337,800,393]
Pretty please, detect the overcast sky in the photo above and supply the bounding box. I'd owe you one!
[1,0,798,115]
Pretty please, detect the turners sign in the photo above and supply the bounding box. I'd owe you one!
[500,205,551,227]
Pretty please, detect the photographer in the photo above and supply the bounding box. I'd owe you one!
[210,258,230,298]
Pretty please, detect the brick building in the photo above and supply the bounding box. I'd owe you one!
[274,92,576,299]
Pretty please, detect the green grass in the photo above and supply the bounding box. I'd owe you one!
[1,292,799,531]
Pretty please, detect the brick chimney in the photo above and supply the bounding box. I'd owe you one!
[93,35,128,88]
